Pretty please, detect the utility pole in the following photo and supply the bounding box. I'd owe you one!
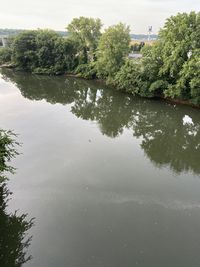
[148,26,153,41]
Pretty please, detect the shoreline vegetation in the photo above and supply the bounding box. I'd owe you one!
[0,129,34,265]
[0,12,200,107]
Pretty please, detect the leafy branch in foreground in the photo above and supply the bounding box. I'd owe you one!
[0,129,20,175]
[0,129,34,266]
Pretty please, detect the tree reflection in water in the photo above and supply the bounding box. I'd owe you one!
[1,69,200,175]
[0,130,34,267]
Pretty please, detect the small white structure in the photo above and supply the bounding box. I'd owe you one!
[0,36,8,47]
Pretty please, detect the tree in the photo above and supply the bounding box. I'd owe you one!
[11,30,77,74]
[33,29,77,74]
[176,49,200,104]
[150,12,200,102]
[114,59,142,95]
[35,30,61,69]
[12,30,38,70]
[0,48,12,65]
[67,17,102,64]
[159,12,199,80]
[96,23,130,81]
[118,11,200,102]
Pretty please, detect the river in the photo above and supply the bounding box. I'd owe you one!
[0,69,200,267]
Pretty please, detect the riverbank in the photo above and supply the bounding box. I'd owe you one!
[164,97,200,110]
[1,65,199,110]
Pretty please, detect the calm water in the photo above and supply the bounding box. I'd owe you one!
[0,68,200,267]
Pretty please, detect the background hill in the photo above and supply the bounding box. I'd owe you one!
[0,29,157,40]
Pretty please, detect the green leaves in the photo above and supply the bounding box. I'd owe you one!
[0,48,12,65]
[96,23,130,80]
[114,59,141,95]
[2,12,200,105]
[67,17,102,64]
[0,130,19,175]
[157,12,200,101]
[11,29,77,74]
[132,12,200,103]
[176,49,200,103]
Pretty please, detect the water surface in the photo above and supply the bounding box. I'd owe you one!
[0,69,200,267]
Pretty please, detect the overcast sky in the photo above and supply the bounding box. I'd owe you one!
[0,0,199,33]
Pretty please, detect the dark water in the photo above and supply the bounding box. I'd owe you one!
[0,69,200,267]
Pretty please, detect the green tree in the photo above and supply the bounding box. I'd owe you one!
[159,12,199,81]
[33,29,77,74]
[96,23,130,81]
[0,48,12,65]
[114,59,142,95]
[150,12,200,102]
[11,30,77,74]
[67,17,102,64]
[117,12,200,102]
[96,23,130,80]
[114,44,165,98]
[140,43,168,97]
[179,49,200,104]
[12,30,38,70]
[34,30,61,70]
[0,130,19,175]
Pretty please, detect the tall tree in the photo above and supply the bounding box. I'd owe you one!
[12,30,38,70]
[96,23,130,81]
[153,11,200,102]
[67,17,102,64]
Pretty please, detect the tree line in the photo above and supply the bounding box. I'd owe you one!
[0,12,200,104]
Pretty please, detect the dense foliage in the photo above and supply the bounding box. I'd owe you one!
[0,12,200,104]
[0,47,12,65]
[157,12,200,103]
[0,130,19,175]
[0,129,34,266]
[67,17,102,78]
[11,30,77,74]
[96,23,130,81]
[114,12,200,104]
[67,17,102,64]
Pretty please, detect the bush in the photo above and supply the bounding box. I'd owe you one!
[0,48,12,65]
[114,59,141,95]
[75,62,97,79]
